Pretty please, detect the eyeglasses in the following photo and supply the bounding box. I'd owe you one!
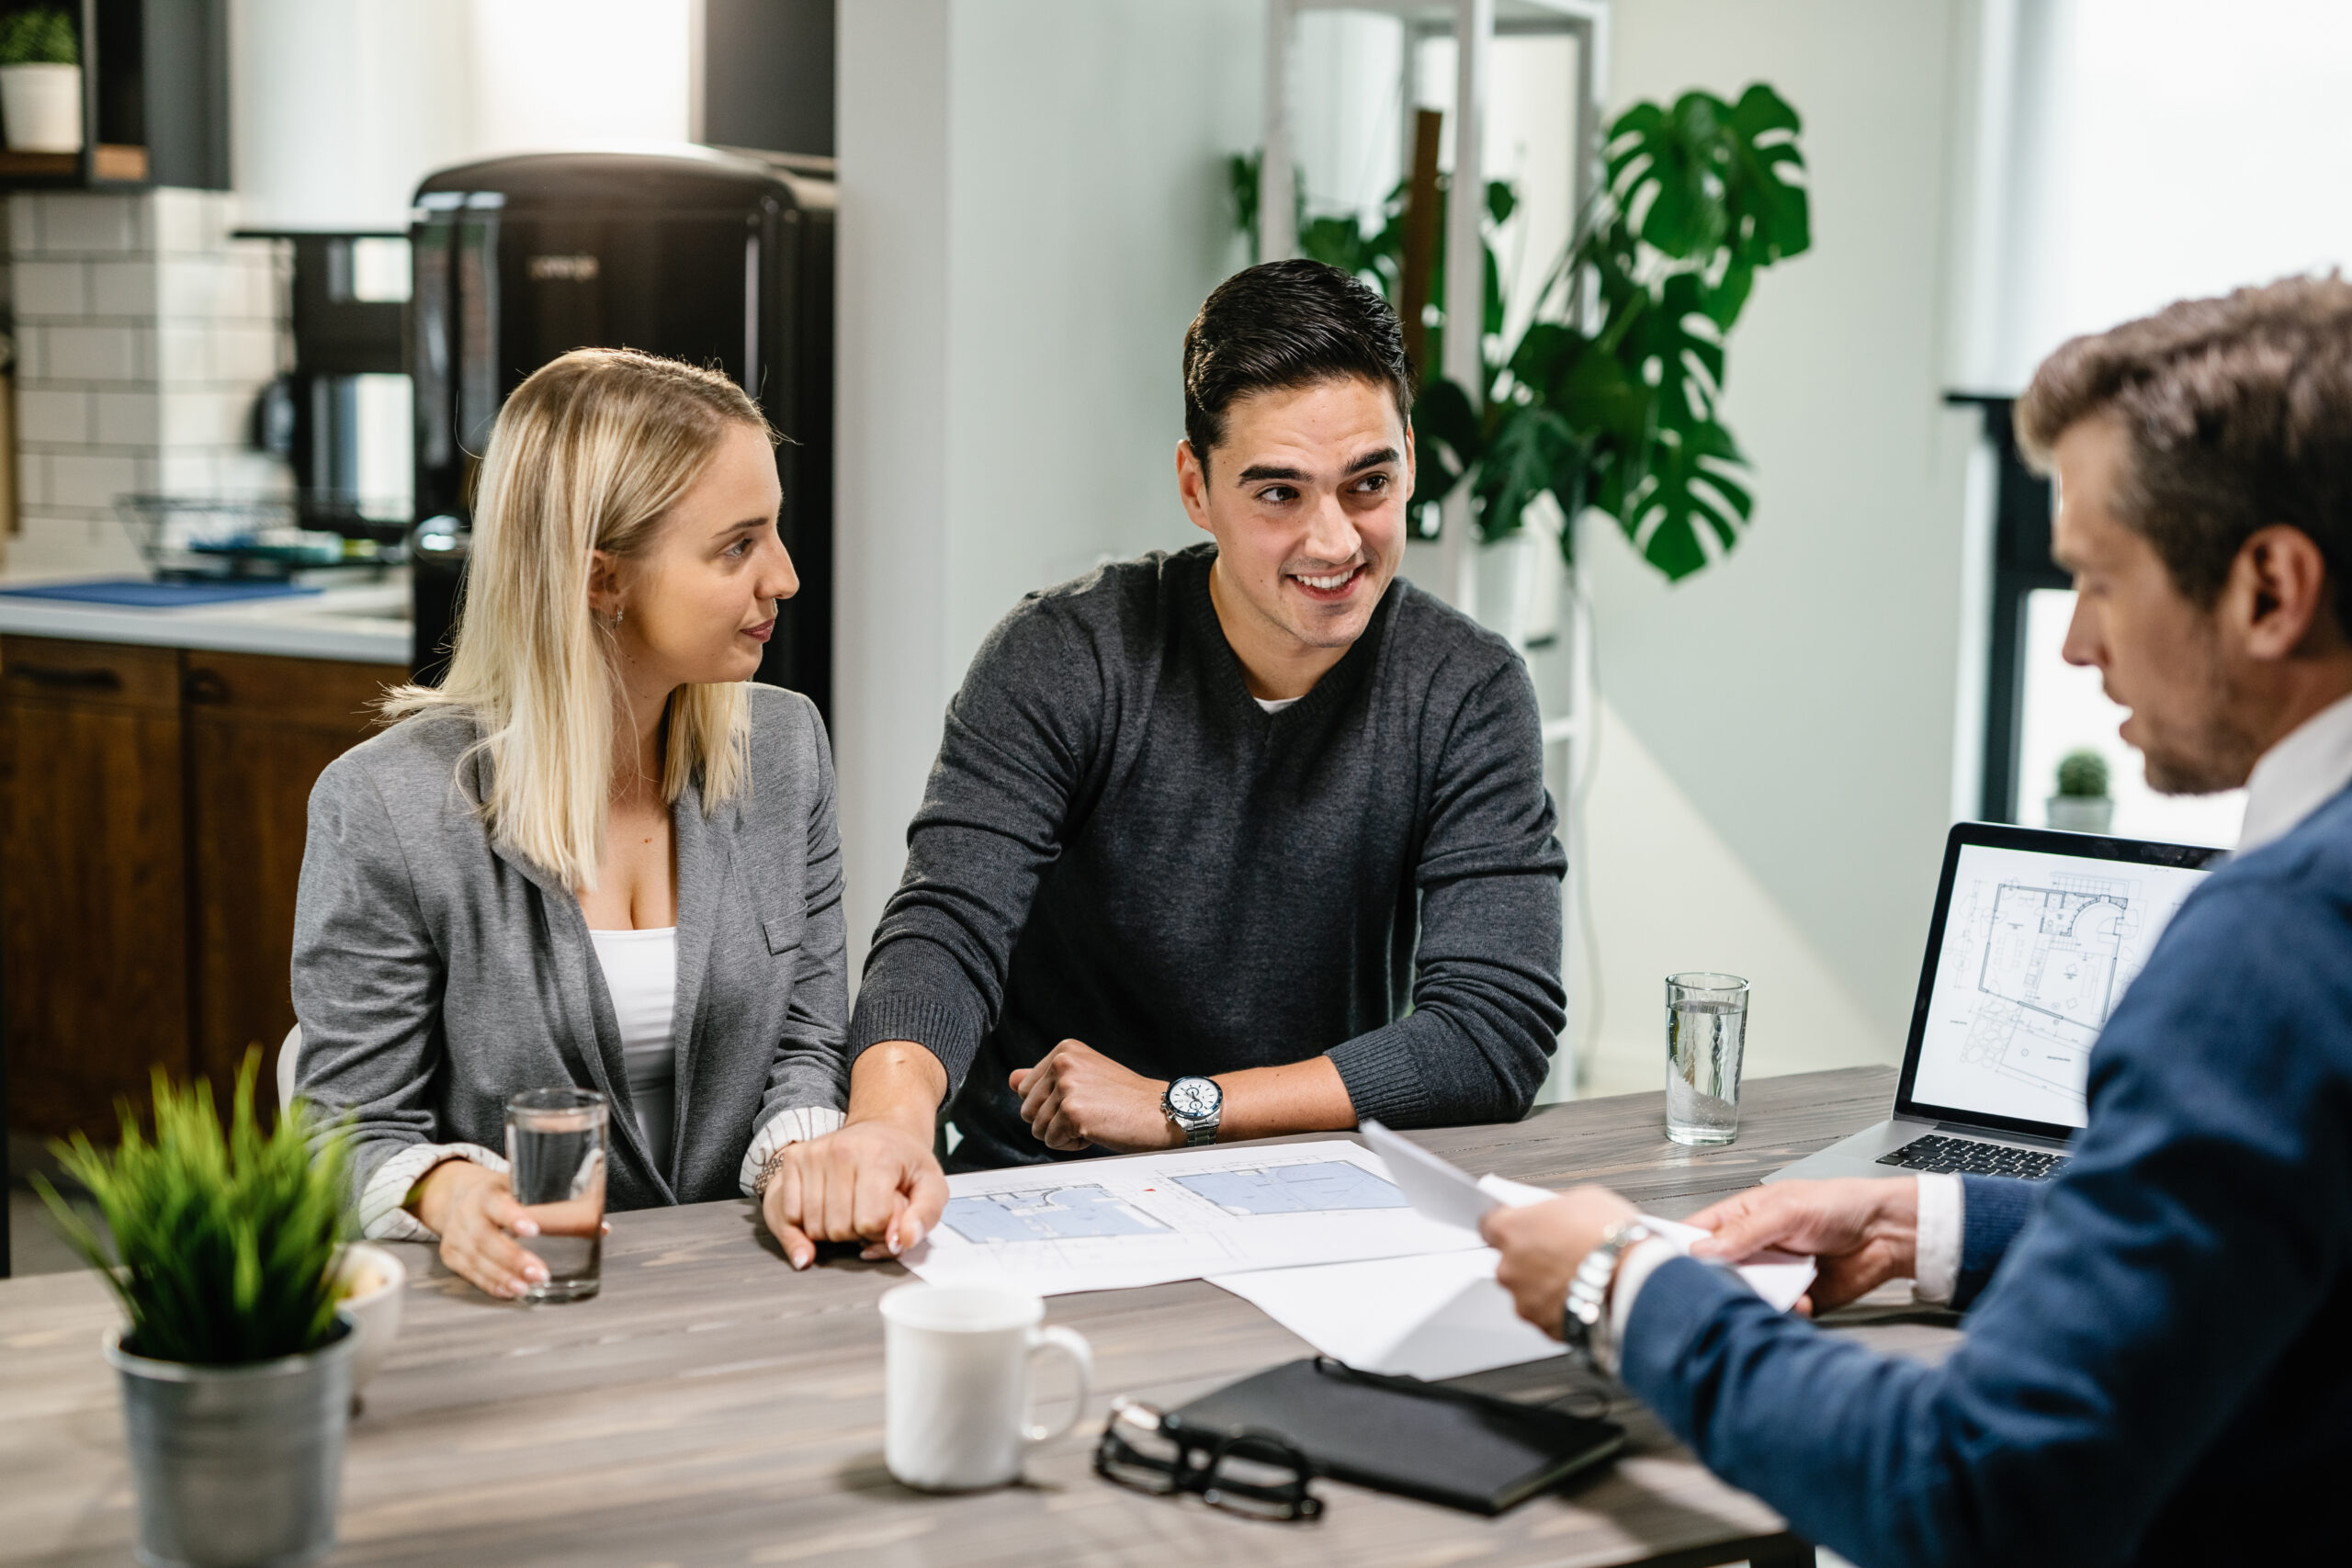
[1092,1398,1324,1522]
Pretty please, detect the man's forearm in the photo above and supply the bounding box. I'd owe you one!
[846,1041,949,1143]
[1212,1056,1356,1141]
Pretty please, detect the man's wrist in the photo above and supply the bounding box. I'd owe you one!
[846,1040,949,1144]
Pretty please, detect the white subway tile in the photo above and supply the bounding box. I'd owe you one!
[94,389,162,446]
[89,259,158,317]
[12,259,84,317]
[49,450,148,510]
[8,192,39,254]
[42,323,141,382]
[17,388,89,445]
[208,324,280,386]
[159,388,249,448]
[152,189,221,256]
[156,323,210,383]
[17,452,49,507]
[12,322,44,381]
[37,194,141,255]
[157,256,232,320]
[159,449,218,494]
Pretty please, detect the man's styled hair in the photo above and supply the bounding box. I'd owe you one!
[1182,258,1414,470]
[2017,273,2352,634]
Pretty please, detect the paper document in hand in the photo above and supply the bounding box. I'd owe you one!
[1359,1120,1818,1312]
[900,1139,1483,1296]
[1209,1249,1565,1381]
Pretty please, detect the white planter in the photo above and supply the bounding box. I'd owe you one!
[1471,530,1559,647]
[0,63,81,153]
[2046,795,2114,834]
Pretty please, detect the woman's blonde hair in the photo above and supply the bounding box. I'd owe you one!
[382,347,775,891]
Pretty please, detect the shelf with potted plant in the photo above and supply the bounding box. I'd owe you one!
[0,0,229,191]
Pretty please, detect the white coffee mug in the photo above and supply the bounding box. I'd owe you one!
[879,1281,1093,1492]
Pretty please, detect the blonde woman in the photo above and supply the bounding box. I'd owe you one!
[293,348,847,1299]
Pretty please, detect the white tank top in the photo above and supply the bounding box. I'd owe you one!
[586,926,679,1174]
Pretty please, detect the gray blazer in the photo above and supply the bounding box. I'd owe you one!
[292,684,849,1212]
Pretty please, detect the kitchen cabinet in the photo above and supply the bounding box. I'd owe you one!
[0,636,403,1139]
[184,650,396,1110]
[0,637,187,1140]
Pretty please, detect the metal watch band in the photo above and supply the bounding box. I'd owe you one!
[1163,1077,1221,1146]
[1562,1220,1653,1366]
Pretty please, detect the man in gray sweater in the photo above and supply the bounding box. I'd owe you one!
[759,260,1566,1267]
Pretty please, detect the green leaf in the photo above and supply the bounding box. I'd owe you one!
[1475,403,1585,543]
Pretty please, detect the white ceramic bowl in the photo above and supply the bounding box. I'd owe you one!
[334,1242,407,1398]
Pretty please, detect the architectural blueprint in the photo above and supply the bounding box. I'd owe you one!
[904,1140,1483,1295]
[1909,844,2208,1126]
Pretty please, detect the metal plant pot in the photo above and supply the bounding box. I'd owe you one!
[105,1314,356,1568]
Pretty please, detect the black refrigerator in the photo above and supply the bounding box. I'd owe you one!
[407,146,836,716]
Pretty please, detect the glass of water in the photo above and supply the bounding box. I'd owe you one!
[504,1088,607,1303]
[1666,973,1748,1146]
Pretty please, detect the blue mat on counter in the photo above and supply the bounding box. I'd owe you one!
[0,578,323,608]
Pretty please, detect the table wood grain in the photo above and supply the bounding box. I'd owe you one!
[0,1066,1949,1568]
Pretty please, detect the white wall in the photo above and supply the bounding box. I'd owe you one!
[835,0,1262,969]
[1573,0,1984,1085]
[231,0,691,233]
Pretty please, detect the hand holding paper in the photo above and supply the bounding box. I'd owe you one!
[1360,1122,1817,1314]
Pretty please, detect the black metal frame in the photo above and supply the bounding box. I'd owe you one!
[1949,393,2068,823]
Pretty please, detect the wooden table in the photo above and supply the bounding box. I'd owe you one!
[1,1066,1952,1568]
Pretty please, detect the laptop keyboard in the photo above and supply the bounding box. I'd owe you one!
[1876,1134,2072,1181]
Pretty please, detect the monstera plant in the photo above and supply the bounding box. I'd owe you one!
[1238,84,1810,583]
[1419,85,1812,580]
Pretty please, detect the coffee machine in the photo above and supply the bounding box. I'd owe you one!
[407,147,836,714]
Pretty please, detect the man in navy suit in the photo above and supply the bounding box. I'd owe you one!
[1485,275,2352,1568]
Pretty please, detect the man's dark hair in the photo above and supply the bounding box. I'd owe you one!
[1182,258,1414,472]
[2017,273,2352,635]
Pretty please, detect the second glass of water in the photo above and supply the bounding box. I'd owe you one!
[1666,973,1748,1146]
[504,1088,608,1303]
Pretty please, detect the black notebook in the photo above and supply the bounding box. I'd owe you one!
[1168,1358,1624,1516]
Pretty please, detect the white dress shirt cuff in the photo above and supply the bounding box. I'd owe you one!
[358,1142,509,1242]
[1600,1235,1684,1375]
[1912,1172,1964,1304]
[737,1105,849,1197]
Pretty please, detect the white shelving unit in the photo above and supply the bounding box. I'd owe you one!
[1260,0,1611,1093]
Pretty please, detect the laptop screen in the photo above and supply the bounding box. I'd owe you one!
[1897,827,2222,1137]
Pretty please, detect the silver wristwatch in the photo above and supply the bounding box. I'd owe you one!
[1562,1220,1653,1367]
[1161,1076,1224,1146]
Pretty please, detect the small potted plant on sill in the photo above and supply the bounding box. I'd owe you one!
[2048,747,2114,834]
[0,5,80,154]
[38,1053,358,1568]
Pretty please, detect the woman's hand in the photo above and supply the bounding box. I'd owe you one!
[762,1120,949,1269]
[411,1159,548,1300]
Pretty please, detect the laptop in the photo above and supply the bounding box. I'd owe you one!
[1767,821,2222,1186]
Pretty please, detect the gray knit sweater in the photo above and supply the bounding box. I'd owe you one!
[849,544,1566,1168]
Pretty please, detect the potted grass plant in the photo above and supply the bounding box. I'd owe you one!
[38,1053,358,1568]
[0,5,81,153]
[2048,748,2115,834]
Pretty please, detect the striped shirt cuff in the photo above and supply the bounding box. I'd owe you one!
[358,1142,509,1242]
[738,1105,850,1198]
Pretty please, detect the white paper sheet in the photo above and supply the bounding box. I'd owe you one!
[1208,1249,1566,1380]
[899,1139,1484,1296]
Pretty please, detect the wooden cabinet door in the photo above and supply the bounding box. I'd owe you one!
[0,637,188,1142]
[183,652,407,1106]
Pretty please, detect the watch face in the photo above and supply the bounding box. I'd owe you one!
[1168,1077,1220,1119]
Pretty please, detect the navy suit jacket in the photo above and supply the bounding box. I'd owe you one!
[1621,786,2352,1568]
